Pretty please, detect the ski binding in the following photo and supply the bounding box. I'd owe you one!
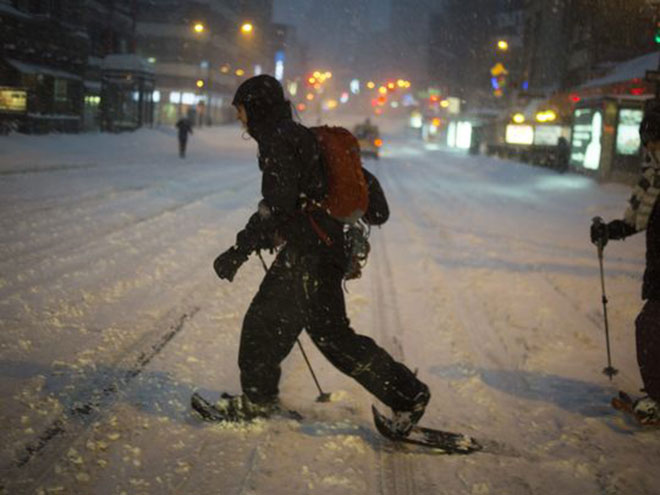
[372,405,482,454]
[191,392,302,423]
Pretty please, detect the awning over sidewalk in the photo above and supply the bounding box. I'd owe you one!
[5,58,82,81]
[581,51,660,89]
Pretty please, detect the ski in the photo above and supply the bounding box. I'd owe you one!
[611,390,660,427]
[371,405,482,454]
[191,392,303,423]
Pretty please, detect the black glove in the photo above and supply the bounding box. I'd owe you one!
[590,217,608,248]
[213,247,248,282]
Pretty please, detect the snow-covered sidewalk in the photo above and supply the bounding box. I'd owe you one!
[1,122,658,495]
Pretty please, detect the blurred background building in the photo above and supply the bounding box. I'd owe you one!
[1,0,660,148]
[0,0,307,133]
[0,0,157,133]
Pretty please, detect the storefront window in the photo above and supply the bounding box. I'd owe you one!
[534,125,562,146]
[505,124,534,145]
[447,121,456,147]
[54,79,68,102]
[456,122,472,149]
[616,108,643,156]
[0,87,27,113]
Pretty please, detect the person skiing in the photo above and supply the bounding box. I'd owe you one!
[210,74,430,435]
[176,117,193,158]
[590,103,660,424]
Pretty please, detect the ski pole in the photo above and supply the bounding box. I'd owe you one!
[257,251,331,402]
[592,217,619,380]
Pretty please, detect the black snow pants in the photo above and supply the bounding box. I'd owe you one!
[636,299,660,401]
[238,246,429,412]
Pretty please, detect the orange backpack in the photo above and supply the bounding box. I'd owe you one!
[311,126,369,224]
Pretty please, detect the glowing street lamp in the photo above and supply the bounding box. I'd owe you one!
[196,79,205,88]
[512,113,525,124]
[193,22,205,34]
[241,22,253,35]
[497,39,509,51]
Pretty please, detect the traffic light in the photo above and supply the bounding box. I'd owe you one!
[655,18,660,44]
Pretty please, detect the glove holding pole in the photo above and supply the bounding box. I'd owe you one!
[590,216,619,380]
[213,246,248,282]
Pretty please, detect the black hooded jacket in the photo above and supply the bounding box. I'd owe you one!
[608,199,660,301]
[231,75,340,257]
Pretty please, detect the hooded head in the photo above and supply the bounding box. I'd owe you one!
[640,103,660,168]
[232,75,292,137]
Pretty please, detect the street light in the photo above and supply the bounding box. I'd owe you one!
[241,22,253,35]
[497,39,509,51]
[193,22,205,34]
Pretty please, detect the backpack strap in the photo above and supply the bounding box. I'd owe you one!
[304,203,333,246]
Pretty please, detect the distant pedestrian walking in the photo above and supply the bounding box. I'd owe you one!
[176,118,193,158]
[555,137,570,173]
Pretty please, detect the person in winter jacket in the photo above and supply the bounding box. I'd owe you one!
[212,74,430,434]
[176,117,193,158]
[590,104,660,424]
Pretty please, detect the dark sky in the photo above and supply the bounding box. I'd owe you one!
[273,0,440,82]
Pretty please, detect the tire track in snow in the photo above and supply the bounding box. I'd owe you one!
[367,192,419,495]
[0,162,97,177]
[378,149,535,372]
[0,163,254,237]
[0,174,255,273]
[378,145,650,486]
[2,302,201,493]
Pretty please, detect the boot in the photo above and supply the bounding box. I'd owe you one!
[214,393,281,422]
[633,396,660,425]
[390,387,430,437]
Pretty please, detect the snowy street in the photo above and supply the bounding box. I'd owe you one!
[1,119,659,495]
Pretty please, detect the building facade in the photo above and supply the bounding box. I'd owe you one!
[0,0,154,133]
[522,0,654,93]
[1,0,88,132]
[135,0,277,127]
